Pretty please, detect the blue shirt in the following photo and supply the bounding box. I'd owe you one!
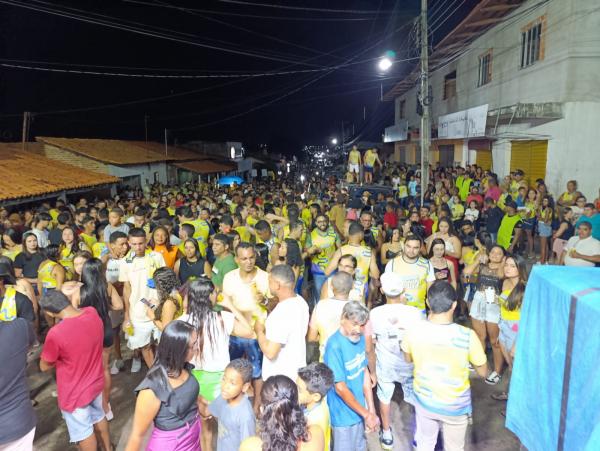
[323,330,366,427]
[576,213,600,241]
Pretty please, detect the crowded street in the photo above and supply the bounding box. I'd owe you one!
[1,1,600,451]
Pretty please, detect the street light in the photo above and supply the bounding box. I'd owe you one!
[331,138,338,145]
[378,50,396,72]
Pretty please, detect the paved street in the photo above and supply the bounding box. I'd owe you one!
[31,345,522,451]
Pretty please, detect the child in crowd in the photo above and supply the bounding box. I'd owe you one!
[208,358,256,451]
[464,200,480,224]
[297,362,334,451]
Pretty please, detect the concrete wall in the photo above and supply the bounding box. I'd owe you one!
[108,163,167,187]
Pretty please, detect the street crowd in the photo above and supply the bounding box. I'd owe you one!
[1,148,600,451]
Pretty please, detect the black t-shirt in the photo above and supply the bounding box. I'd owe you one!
[48,228,64,246]
[13,252,45,279]
[485,207,504,234]
[0,318,37,445]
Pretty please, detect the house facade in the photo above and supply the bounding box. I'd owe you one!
[384,0,600,197]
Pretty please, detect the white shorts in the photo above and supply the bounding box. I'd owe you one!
[470,291,501,324]
[348,163,360,173]
[127,320,159,350]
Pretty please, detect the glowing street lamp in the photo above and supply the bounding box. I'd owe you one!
[331,138,338,145]
[378,50,396,72]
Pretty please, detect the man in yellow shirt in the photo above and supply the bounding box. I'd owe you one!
[402,281,489,451]
[363,148,382,185]
[347,145,362,184]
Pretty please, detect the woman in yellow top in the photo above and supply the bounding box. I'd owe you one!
[37,244,65,295]
[1,228,23,261]
[149,226,180,269]
[59,226,91,279]
[146,267,184,332]
[493,254,528,402]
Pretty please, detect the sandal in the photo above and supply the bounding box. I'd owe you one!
[491,392,509,401]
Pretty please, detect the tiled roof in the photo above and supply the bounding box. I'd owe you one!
[383,0,525,101]
[173,160,236,174]
[36,137,200,165]
[0,144,119,201]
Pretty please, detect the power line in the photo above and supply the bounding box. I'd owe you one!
[122,0,376,22]
[216,0,397,14]
[0,0,325,66]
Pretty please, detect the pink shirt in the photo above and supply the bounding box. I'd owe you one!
[485,186,501,202]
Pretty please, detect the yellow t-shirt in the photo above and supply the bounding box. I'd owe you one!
[92,242,108,259]
[499,288,521,321]
[348,149,360,164]
[301,208,312,228]
[307,228,339,273]
[80,233,97,251]
[401,321,487,415]
[38,260,58,289]
[246,216,259,227]
[306,400,331,451]
[235,226,252,243]
[339,244,372,295]
[364,150,377,167]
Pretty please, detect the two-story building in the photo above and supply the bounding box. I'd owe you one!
[384,0,600,198]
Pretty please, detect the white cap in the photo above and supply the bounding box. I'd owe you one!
[380,272,405,297]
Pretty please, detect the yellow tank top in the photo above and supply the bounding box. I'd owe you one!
[306,401,331,451]
[348,150,360,164]
[309,228,338,273]
[365,151,377,166]
[39,260,58,289]
[92,242,107,259]
[500,288,521,321]
[235,226,252,243]
[2,246,22,261]
[339,244,371,294]
[0,286,17,321]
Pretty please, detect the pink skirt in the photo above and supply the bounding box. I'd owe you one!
[146,417,201,451]
[552,238,567,257]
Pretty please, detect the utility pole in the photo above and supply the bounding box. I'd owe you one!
[21,111,31,151]
[419,0,430,206]
[164,128,168,157]
[341,120,345,156]
[144,114,149,142]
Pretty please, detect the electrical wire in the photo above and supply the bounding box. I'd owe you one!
[216,0,397,15]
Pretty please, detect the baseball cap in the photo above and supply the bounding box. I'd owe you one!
[380,272,405,297]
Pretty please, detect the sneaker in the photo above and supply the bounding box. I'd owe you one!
[485,371,501,385]
[131,357,142,373]
[110,359,124,375]
[379,428,393,450]
[51,390,58,398]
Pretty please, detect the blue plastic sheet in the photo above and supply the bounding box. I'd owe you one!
[506,266,600,451]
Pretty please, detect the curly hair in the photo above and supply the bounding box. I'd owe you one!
[153,267,182,318]
[258,375,309,451]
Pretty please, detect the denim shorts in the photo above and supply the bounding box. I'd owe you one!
[538,221,552,237]
[61,393,105,443]
[470,291,500,324]
[229,335,263,379]
[499,319,519,352]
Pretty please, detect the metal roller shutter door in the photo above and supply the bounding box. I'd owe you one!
[476,150,492,170]
[510,140,548,184]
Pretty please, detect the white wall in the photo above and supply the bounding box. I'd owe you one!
[108,162,167,187]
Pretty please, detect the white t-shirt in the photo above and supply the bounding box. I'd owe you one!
[262,295,309,381]
[105,257,122,284]
[30,228,48,249]
[179,311,235,372]
[564,236,600,267]
[369,303,425,379]
[222,268,270,317]
[118,252,166,323]
[310,298,348,358]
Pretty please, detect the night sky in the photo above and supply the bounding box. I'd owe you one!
[0,0,474,155]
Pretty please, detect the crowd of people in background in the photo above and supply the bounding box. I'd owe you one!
[0,153,599,451]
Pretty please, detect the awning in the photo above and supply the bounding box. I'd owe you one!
[173,160,235,174]
[468,139,493,150]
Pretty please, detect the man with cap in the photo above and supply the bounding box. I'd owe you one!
[366,272,425,450]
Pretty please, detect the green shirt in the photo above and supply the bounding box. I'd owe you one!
[211,254,238,289]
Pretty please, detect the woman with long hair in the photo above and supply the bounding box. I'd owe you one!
[492,254,529,404]
[179,277,252,451]
[426,217,462,280]
[59,226,90,279]
[536,195,555,264]
[380,227,403,266]
[37,244,66,294]
[462,235,506,386]
[146,267,184,333]
[240,375,324,451]
[0,256,36,314]
[72,258,123,419]
[174,239,211,284]
[277,238,304,294]
[125,321,201,451]
[14,232,44,295]
[428,238,457,290]
[552,207,575,263]
[1,227,23,261]
[150,226,180,269]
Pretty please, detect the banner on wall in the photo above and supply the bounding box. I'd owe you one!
[438,104,488,139]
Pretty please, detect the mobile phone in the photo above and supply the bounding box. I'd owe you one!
[140,298,156,309]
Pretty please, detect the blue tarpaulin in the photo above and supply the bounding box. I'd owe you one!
[218,176,244,186]
[506,266,600,451]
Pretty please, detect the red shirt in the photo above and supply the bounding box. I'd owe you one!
[420,218,434,237]
[384,211,398,228]
[41,307,104,412]
[467,194,484,207]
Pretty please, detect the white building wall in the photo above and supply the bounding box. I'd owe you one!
[392,0,600,194]
[108,163,167,187]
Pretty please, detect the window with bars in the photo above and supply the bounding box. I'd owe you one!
[520,18,545,68]
[477,50,492,86]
